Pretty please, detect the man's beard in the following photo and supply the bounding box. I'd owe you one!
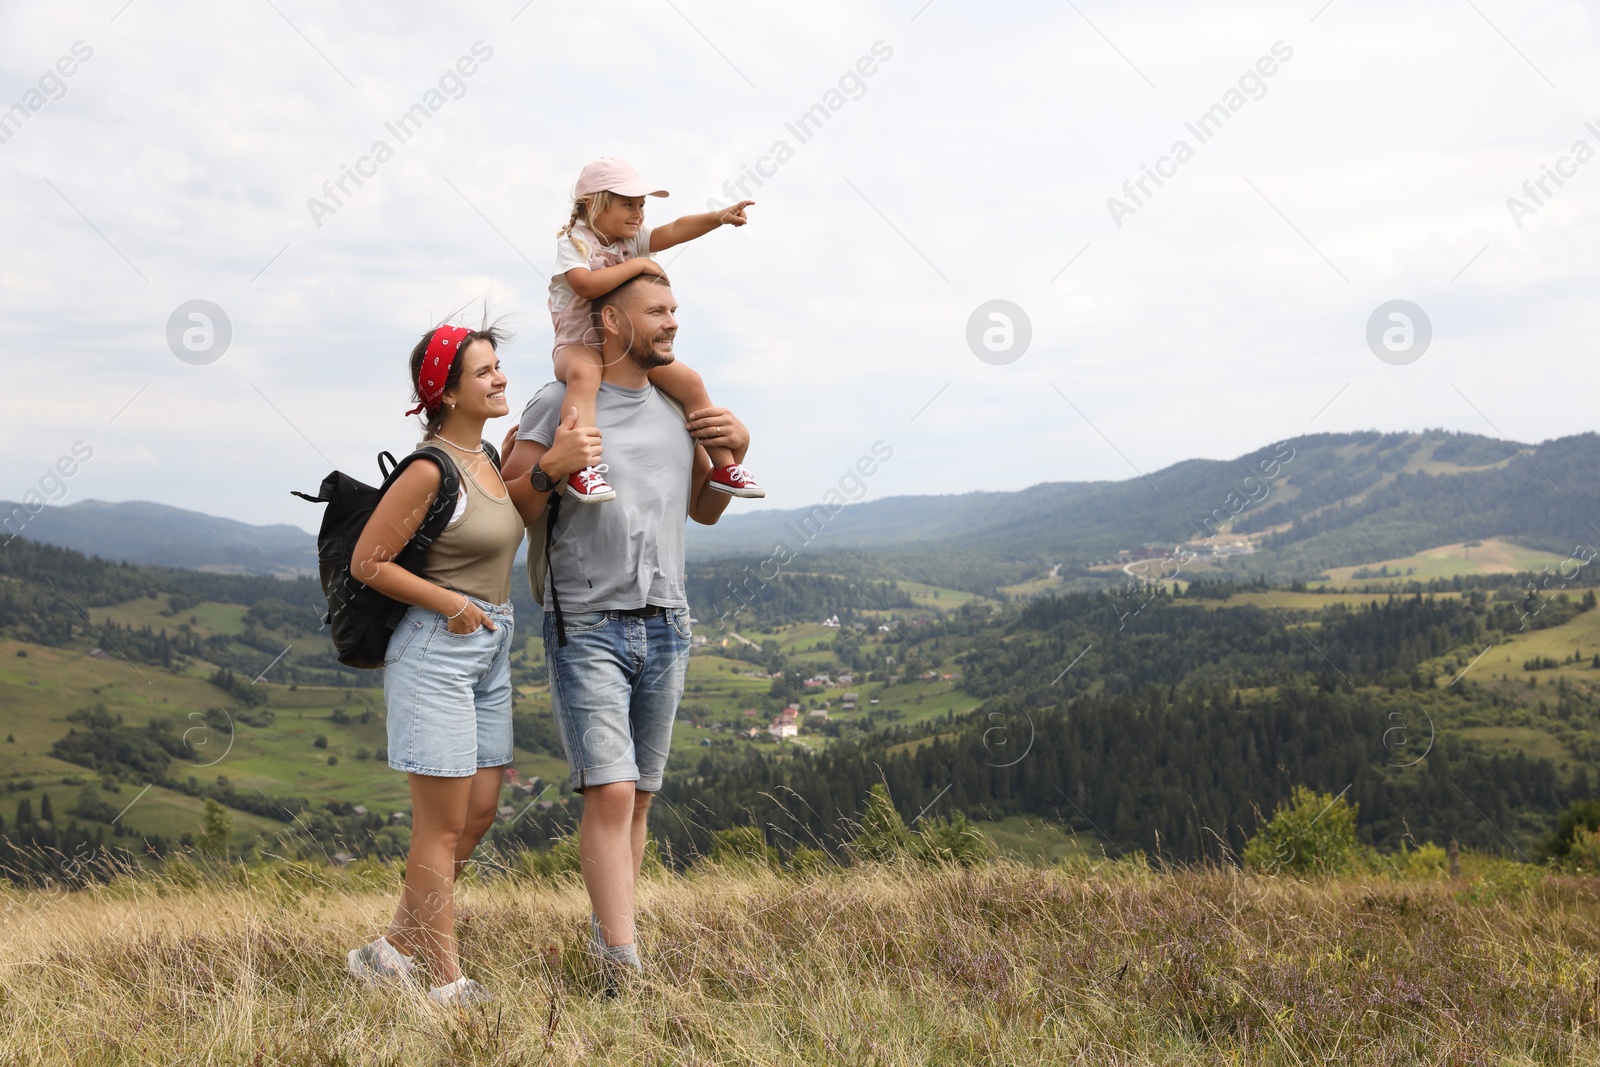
[628,331,676,370]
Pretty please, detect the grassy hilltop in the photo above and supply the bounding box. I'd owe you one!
[1,850,1597,1066]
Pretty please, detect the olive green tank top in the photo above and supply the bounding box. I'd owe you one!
[419,452,524,605]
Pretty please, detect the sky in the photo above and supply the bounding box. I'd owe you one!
[1,0,1597,533]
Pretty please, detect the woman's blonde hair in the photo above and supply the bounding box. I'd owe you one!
[557,190,621,262]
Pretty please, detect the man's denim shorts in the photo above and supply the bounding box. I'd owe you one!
[543,607,691,793]
[382,596,515,777]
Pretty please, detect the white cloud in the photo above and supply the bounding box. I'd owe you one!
[1,0,1596,530]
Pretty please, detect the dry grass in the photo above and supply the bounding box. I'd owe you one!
[3,855,1600,1065]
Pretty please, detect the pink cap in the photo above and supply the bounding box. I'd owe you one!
[573,157,669,199]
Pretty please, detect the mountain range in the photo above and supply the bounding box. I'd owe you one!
[3,428,1594,583]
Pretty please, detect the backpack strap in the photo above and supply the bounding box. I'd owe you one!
[404,446,463,552]
[545,491,567,647]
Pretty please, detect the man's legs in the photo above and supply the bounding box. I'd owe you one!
[547,608,688,963]
[580,784,654,947]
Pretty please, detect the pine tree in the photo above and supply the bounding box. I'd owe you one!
[39,794,54,824]
[198,798,232,858]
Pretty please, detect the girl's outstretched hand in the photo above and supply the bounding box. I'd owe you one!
[718,200,755,227]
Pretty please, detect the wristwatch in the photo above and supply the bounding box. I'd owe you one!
[529,462,560,493]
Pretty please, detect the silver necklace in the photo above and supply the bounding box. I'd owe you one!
[434,433,483,454]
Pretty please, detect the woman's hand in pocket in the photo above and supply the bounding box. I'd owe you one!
[447,601,496,635]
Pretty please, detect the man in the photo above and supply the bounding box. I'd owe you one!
[502,273,749,978]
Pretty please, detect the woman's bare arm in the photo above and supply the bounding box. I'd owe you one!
[350,460,466,616]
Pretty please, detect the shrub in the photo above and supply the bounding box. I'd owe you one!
[1539,799,1600,866]
[1559,825,1600,874]
[786,846,833,876]
[1243,785,1363,876]
[1365,839,1450,881]
[913,812,997,867]
[847,784,997,867]
[197,797,232,858]
[72,785,119,823]
[514,835,582,881]
[709,825,776,869]
[847,784,914,863]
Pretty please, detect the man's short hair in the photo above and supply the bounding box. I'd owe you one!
[594,272,670,324]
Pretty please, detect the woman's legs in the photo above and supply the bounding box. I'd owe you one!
[383,771,477,985]
[455,765,506,879]
[646,361,736,469]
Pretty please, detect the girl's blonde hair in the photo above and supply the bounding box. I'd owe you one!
[557,190,620,262]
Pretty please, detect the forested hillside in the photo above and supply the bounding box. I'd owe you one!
[651,578,1600,865]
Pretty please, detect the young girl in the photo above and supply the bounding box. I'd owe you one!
[548,156,764,502]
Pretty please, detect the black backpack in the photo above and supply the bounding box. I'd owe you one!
[293,441,501,669]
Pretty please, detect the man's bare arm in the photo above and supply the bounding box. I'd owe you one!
[688,407,749,525]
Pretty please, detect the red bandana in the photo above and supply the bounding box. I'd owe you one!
[405,325,472,416]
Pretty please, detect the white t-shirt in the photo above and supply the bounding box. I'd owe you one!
[547,223,654,316]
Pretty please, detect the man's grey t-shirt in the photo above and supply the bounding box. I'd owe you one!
[518,380,694,612]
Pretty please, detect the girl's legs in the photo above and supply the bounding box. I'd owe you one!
[647,361,734,469]
[553,344,605,431]
[383,770,481,985]
[552,344,616,501]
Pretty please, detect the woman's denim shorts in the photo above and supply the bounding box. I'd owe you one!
[382,596,515,777]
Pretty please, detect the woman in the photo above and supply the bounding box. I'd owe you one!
[340,323,596,1005]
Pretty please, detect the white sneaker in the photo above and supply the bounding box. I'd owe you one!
[346,936,417,986]
[427,975,493,1006]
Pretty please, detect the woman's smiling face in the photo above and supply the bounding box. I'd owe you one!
[443,339,507,419]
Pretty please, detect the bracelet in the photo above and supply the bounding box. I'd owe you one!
[446,599,471,620]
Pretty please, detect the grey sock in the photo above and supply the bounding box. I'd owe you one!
[588,913,642,969]
[602,942,642,971]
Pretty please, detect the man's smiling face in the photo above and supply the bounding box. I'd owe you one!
[616,279,678,370]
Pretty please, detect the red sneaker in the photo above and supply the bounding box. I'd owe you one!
[708,464,765,498]
[566,465,616,503]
